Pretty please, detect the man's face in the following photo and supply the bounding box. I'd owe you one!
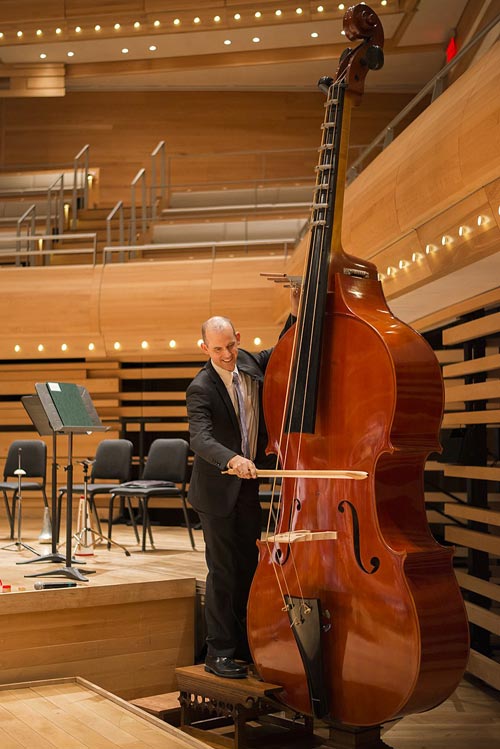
[202,325,240,371]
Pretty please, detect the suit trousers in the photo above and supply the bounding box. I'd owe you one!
[198,478,261,657]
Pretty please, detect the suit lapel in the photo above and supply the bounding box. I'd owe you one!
[206,360,241,436]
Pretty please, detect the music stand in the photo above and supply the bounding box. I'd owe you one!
[16,393,66,567]
[25,382,107,582]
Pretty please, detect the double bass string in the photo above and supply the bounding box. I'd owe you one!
[263,72,347,610]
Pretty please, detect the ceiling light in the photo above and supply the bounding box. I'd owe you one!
[113,341,121,350]
[17,31,23,37]
[224,39,232,45]
[134,21,141,29]
[95,24,101,31]
[67,51,74,57]
[88,342,95,351]
[234,13,241,20]
[477,214,489,226]
[169,340,177,348]
[398,259,409,269]
[173,18,181,25]
[39,53,47,59]
[411,252,423,262]
[0,33,4,39]
[275,10,282,16]
[61,343,68,351]
[252,36,261,43]
[317,5,325,11]
[425,244,437,254]
[55,28,62,35]
[149,45,157,51]
[381,0,388,5]
[38,344,45,352]
[194,17,201,24]
[121,48,129,54]
[296,7,303,14]
[341,29,346,35]
[36,29,43,36]
[386,266,397,277]
[114,23,121,30]
[154,20,161,27]
[339,3,345,9]
[214,15,221,22]
[75,26,82,33]
[141,340,149,349]
[253,337,262,345]
[255,11,262,18]
[197,339,203,348]
[14,345,21,353]
[311,32,319,38]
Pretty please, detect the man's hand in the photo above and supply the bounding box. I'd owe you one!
[226,456,258,479]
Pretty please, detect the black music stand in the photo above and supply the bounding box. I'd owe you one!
[16,393,66,567]
[24,382,107,582]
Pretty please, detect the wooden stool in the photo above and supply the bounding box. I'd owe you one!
[175,664,314,749]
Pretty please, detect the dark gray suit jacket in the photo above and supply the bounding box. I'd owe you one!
[186,317,294,517]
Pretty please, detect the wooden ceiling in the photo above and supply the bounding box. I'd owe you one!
[0,1,496,95]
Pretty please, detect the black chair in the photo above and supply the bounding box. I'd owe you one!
[58,439,137,543]
[0,439,48,539]
[108,438,195,552]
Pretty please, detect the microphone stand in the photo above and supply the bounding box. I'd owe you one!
[2,448,40,555]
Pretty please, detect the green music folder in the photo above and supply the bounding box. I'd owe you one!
[46,382,94,428]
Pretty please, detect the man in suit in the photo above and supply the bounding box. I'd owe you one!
[187,292,299,678]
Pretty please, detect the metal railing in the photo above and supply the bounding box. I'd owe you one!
[16,204,37,265]
[151,140,166,219]
[103,237,295,263]
[46,173,65,236]
[106,201,126,258]
[347,12,500,182]
[0,232,97,266]
[129,168,148,242]
[71,144,91,227]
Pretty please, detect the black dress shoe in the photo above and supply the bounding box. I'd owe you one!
[205,655,247,679]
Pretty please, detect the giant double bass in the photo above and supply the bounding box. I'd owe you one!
[247,4,469,728]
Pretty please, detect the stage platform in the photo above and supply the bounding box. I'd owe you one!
[0,517,206,701]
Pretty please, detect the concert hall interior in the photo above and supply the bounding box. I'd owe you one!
[0,1,498,748]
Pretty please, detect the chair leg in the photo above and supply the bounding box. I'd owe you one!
[42,488,49,509]
[141,498,155,551]
[180,494,196,551]
[88,495,102,535]
[125,498,140,543]
[107,496,115,549]
[2,490,12,537]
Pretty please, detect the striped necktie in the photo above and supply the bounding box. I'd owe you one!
[232,371,250,458]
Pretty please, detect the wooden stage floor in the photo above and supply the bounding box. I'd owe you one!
[0,517,498,749]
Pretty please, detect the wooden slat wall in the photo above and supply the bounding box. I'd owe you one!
[426,289,500,693]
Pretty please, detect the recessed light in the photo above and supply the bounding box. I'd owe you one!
[40,53,47,59]
[14,345,21,353]
[255,11,262,18]
[55,27,62,34]
[36,29,43,36]
[113,341,121,350]
[214,15,221,22]
[252,36,261,43]
[197,339,203,347]
[149,45,157,51]
[169,340,177,349]
[38,344,45,352]
[121,48,129,54]
[275,9,282,16]
[194,17,201,24]
[338,3,345,9]
[311,32,319,38]
[141,340,149,349]
[0,33,4,39]
[253,337,262,345]
[317,5,325,11]
[341,29,346,35]
[67,51,74,57]
[75,26,82,33]
[88,342,95,351]
[154,19,161,27]
[381,0,388,5]
[134,21,141,29]
[224,39,232,45]
[114,23,121,30]
[61,343,68,351]
[296,7,303,14]
[234,13,241,20]
[95,24,101,31]
[173,18,181,25]
[17,31,23,38]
